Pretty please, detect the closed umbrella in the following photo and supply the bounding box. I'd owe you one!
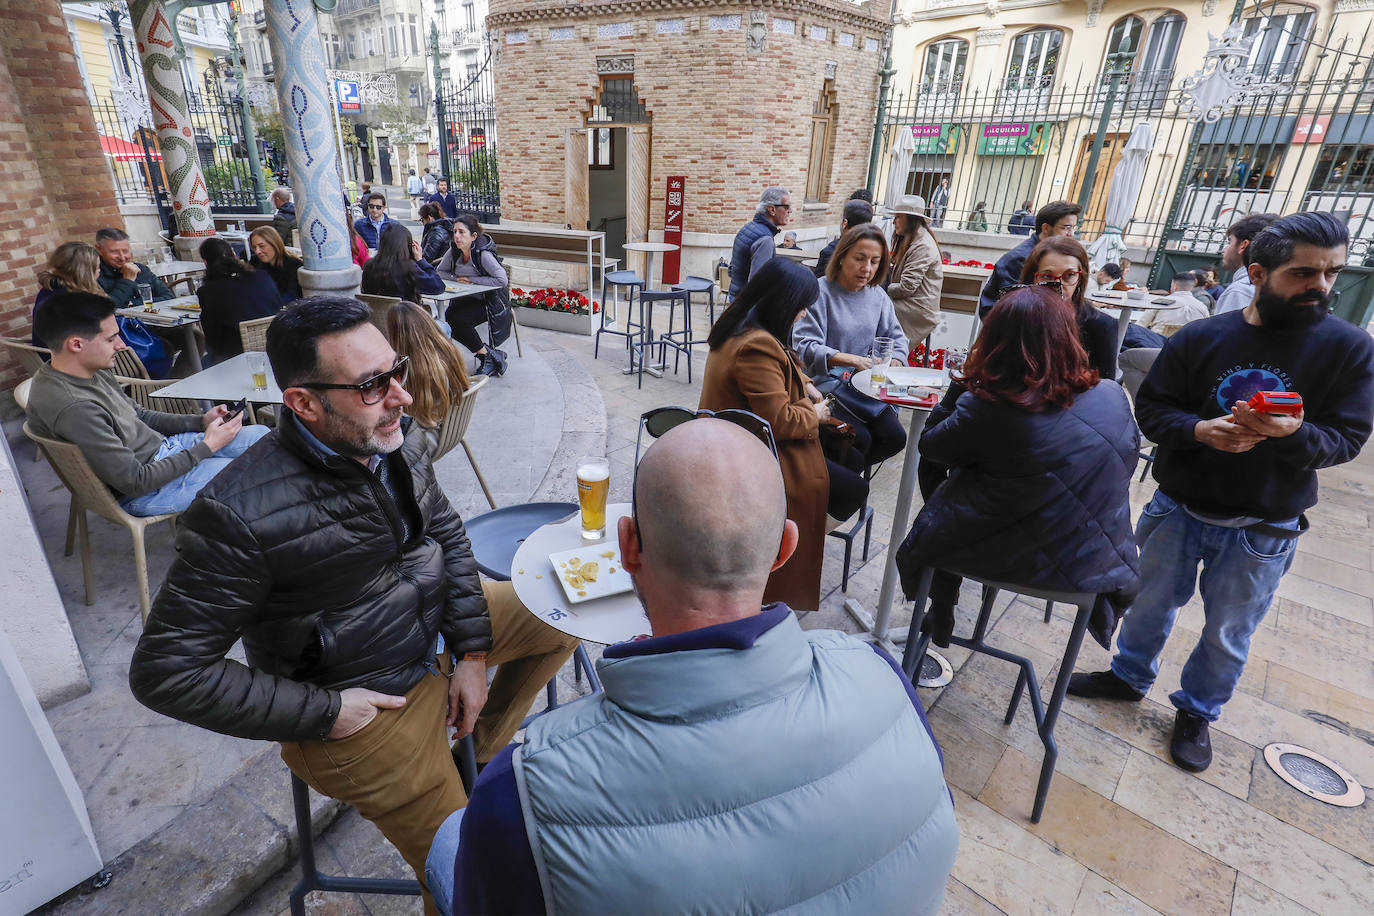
[1086,121,1153,271]
[883,126,917,212]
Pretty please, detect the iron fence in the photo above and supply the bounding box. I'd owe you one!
[434,40,500,223]
[877,20,1374,325]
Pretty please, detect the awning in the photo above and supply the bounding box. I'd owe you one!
[100,135,161,162]
[456,141,484,155]
[1323,113,1374,147]
[1198,115,1297,147]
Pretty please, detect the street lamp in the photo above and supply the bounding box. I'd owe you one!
[101,1,132,79]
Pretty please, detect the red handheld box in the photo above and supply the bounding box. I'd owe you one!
[1248,391,1303,416]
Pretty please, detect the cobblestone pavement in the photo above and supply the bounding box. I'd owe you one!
[244,308,1374,914]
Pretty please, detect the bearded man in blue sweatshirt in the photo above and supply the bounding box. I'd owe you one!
[1069,211,1374,773]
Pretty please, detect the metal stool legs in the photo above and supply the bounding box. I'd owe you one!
[288,774,422,915]
[900,568,1098,823]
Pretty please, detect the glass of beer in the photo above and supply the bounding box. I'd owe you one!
[577,457,610,540]
[870,337,895,388]
[246,352,269,392]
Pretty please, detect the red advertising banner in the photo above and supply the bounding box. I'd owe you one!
[663,175,685,285]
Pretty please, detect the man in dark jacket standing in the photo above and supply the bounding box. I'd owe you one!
[728,185,791,298]
[269,187,296,242]
[1069,212,1374,773]
[978,200,1080,316]
[427,176,459,220]
[129,298,578,914]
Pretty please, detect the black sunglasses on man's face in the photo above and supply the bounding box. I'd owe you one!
[299,355,409,406]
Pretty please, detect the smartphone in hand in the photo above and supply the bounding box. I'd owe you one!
[223,397,248,422]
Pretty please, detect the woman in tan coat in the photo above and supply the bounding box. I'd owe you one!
[700,259,868,610]
[887,194,944,351]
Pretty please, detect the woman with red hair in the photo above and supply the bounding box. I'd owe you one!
[897,285,1140,648]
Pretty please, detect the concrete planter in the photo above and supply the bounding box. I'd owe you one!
[515,305,594,336]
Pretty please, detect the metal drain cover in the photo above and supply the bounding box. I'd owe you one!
[1263,743,1365,808]
[916,650,953,688]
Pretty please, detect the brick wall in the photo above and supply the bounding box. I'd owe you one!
[489,1,891,238]
[0,0,125,392]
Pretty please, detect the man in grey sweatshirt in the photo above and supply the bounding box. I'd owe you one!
[26,292,268,516]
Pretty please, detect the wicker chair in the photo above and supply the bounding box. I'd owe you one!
[430,375,496,509]
[23,422,179,624]
[239,315,275,352]
[2,336,51,376]
[357,293,402,336]
[116,375,203,416]
[113,346,151,379]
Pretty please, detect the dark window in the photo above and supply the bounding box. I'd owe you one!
[1192,143,1286,190]
[589,128,615,169]
[1309,145,1374,195]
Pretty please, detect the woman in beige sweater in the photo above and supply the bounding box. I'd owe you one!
[886,194,944,354]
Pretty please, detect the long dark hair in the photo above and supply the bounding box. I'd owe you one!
[363,222,420,303]
[960,285,1099,412]
[707,258,819,350]
[1020,235,1093,324]
[200,237,252,282]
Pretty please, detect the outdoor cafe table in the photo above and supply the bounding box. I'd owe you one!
[1089,293,1180,350]
[620,241,680,378]
[116,296,205,372]
[421,280,488,321]
[842,367,938,650]
[149,350,283,405]
[510,502,650,645]
[148,259,205,296]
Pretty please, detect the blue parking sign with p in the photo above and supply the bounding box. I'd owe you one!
[336,80,361,114]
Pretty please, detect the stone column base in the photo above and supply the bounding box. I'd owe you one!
[173,234,211,261]
[298,265,362,299]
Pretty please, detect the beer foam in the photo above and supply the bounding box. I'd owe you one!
[577,462,609,481]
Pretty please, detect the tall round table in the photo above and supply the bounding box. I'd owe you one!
[509,502,650,645]
[1089,294,1182,349]
[620,242,680,377]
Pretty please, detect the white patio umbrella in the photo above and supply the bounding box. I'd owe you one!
[1086,121,1154,271]
[882,126,917,212]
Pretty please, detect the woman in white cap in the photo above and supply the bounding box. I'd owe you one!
[886,194,944,358]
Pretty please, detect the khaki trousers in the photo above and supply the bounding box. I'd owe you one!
[279,580,579,915]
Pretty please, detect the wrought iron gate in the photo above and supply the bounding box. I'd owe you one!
[435,42,500,223]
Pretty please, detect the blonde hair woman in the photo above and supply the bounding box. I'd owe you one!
[248,225,304,301]
[385,300,470,427]
[33,241,105,345]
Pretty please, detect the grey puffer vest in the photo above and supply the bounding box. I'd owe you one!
[512,614,959,915]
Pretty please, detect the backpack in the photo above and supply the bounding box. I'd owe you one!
[471,238,512,347]
[116,315,171,378]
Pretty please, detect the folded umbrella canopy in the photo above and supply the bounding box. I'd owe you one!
[883,125,917,213]
[1086,121,1153,271]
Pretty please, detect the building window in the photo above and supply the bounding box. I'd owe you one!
[921,38,967,92]
[1242,3,1315,79]
[591,76,649,123]
[409,15,419,55]
[1128,13,1185,110]
[588,127,615,169]
[463,0,476,31]
[1192,143,1285,190]
[1309,145,1374,194]
[805,79,837,202]
[1005,27,1063,91]
[347,32,357,59]
[387,19,398,58]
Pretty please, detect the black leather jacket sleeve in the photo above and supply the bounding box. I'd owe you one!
[129,495,342,742]
[426,485,494,656]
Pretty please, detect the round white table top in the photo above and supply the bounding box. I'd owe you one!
[849,367,942,411]
[1088,294,1178,312]
[622,241,679,253]
[510,502,651,645]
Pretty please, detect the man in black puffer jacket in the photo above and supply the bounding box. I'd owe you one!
[129,297,577,914]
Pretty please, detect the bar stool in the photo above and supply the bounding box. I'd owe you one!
[899,566,1106,823]
[594,269,643,359]
[671,275,719,328]
[825,462,876,592]
[633,289,692,388]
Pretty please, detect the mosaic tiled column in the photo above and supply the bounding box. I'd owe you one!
[264,0,358,297]
[128,0,215,258]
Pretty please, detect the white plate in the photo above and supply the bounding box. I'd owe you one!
[547,544,633,604]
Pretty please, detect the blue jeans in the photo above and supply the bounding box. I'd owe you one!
[120,426,270,516]
[425,808,465,916]
[1111,491,1299,721]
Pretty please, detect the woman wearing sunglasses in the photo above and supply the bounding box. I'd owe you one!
[700,259,869,611]
[896,286,1140,648]
[1019,235,1119,381]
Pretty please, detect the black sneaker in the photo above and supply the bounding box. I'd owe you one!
[1170,710,1213,772]
[489,347,508,377]
[1067,669,1146,701]
[474,352,497,376]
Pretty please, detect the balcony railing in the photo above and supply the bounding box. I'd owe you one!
[453,29,482,49]
[252,11,265,27]
[335,0,380,17]
[262,61,275,79]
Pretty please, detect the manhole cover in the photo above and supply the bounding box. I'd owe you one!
[916,650,953,688]
[1263,743,1365,808]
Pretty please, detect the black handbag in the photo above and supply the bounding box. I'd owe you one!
[811,369,893,425]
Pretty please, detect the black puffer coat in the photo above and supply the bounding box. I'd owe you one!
[897,380,1141,648]
[129,412,491,742]
[421,217,454,263]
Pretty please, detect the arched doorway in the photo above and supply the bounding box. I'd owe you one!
[566,70,651,265]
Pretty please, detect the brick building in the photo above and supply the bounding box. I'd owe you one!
[487,0,894,281]
[0,0,126,393]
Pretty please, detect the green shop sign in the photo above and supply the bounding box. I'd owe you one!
[908,124,958,155]
[977,122,1052,156]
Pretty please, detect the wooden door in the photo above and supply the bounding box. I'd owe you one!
[1069,132,1128,235]
[565,128,589,230]
[624,124,652,277]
